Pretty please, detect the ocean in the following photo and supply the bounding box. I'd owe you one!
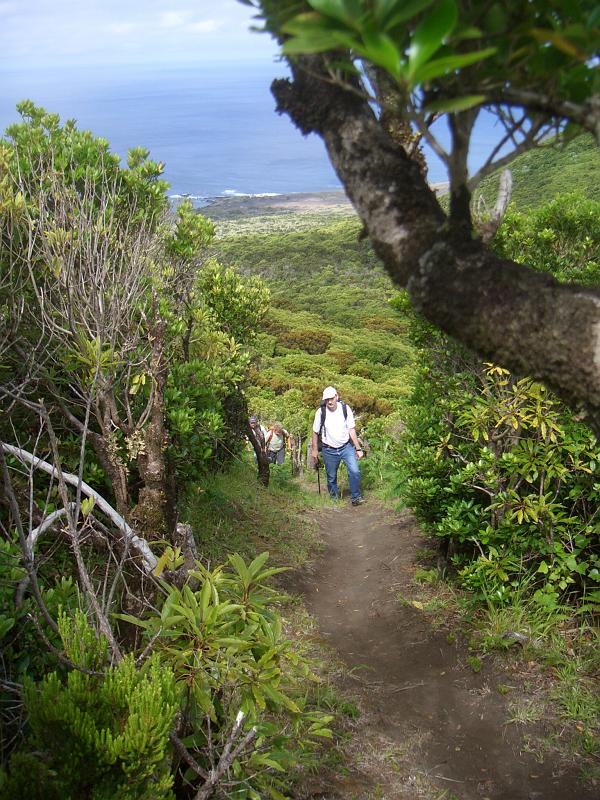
[1,61,344,204]
[0,60,501,204]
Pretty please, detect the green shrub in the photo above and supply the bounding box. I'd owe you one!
[3,612,177,800]
[326,348,358,372]
[276,327,332,354]
[391,193,600,610]
[121,553,333,797]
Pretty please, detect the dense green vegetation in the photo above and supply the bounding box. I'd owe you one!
[210,181,600,768]
[2,94,600,797]
[476,134,600,211]
[0,105,336,799]
[212,215,415,441]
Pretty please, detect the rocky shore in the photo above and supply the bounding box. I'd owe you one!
[202,184,448,221]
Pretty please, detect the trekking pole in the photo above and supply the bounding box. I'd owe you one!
[316,459,321,495]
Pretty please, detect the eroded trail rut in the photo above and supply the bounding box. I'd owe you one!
[291,503,594,800]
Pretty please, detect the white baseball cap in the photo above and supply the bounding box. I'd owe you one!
[322,386,337,400]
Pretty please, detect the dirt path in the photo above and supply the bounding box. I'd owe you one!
[290,502,595,800]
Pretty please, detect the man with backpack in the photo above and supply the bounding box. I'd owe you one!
[310,386,365,506]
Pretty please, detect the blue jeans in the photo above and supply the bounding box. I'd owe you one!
[321,441,361,501]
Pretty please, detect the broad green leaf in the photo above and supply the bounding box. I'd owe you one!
[192,684,215,716]
[152,550,171,577]
[214,636,252,648]
[252,754,286,772]
[158,616,186,628]
[530,28,585,59]
[282,11,340,35]
[199,579,212,614]
[171,603,196,622]
[81,495,95,517]
[248,550,270,579]
[268,788,288,800]
[128,371,146,395]
[0,617,15,640]
[254,566,289,582]
[214,601,241,617]
[424,94,486,113]
[309,727,333,738]
[537,560,549,574]
[283,31,348,55]
[453,25,483,41]
[407,0,458,79]
[362,26,403,78]
[228,552,250,584]
[380,0,435,30]
[309,0,363,27]
[252,684,266,709]
[111,612,150,628]
[257,646,281,667]
[262,682,301,713]
[413,47,497,84]
[183,584,198,609]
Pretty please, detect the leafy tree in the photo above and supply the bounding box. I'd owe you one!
[0,104,268,545]
[242,0,600,433]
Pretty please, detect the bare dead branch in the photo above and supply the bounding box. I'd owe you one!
[1,442,157,572]
[0,444,59,634]
[194,711,258,800]
[170,732,210,782]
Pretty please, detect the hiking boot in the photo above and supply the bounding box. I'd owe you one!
[351,496,366,506]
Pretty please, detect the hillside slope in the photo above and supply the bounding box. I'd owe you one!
[476,133,600,210]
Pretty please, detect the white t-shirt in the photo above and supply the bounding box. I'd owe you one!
[266,430,285,452]
[312,403,355,448]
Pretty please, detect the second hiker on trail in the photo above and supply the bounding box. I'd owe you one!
[265,422,289,465]
[311,386,365,506]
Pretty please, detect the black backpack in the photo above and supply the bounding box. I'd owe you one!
[317,400,347,451]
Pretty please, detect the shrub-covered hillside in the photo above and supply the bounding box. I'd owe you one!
[210,209,416,436]
[475,133,600,211]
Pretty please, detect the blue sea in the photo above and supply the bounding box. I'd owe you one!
[0,61,343,203]
[0,60,501,203]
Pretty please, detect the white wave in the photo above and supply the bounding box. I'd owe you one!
[169,193,207,200]
[221,189,281,198]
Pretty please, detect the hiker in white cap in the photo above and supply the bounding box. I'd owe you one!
[310,386,365,506]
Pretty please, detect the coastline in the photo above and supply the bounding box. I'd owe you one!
[200,184,449,220]
[200,189,353,220]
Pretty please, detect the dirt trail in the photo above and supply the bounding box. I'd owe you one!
[290,503,594,800]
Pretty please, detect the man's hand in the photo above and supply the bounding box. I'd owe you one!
[356,448,364,460]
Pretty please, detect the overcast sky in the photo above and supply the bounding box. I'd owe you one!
[0,1,277,69]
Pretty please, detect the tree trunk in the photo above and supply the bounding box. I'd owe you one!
[247,424,269,487]
[289,434,303,477]
[132,312,176,541]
